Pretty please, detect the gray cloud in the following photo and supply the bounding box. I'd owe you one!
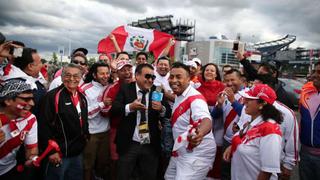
[0,0,319,58]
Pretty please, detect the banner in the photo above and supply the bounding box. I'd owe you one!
[97,25,174,59]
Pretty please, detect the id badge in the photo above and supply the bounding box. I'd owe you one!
[139,122,150,144]
[11,129,20,138]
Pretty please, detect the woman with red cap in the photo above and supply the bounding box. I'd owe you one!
[223,84,283,180]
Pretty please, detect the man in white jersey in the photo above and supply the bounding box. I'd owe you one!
[81,62,112,180]
[165,62,216,180]
[212,69,248,180]
[0,79,38,179]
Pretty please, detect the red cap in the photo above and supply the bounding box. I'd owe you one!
[239,84,277,104]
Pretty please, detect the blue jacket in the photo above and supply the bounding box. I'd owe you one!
[299,82,320,148]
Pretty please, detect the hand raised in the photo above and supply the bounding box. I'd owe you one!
[224,87,235,103]
[129,98,147,111]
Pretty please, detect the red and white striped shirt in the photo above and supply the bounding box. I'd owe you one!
[0,113,37,175]
[221,93,243,143]
[81,81,110,134]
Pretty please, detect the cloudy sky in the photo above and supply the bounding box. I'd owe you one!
[1,0,319,58]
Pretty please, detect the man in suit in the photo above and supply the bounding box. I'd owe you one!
[111,63,169,180]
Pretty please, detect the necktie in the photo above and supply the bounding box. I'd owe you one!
[139,90,148,123]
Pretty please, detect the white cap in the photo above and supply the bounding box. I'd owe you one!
[185,61,197,68]
[116,60,132,70]
[192,57,201,66]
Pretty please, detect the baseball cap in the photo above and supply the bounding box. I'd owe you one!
[185,61,197,69]
[116,60,132,70]
[72,47,88,56]
[0,78,33,100]
[192,57,201,66]
[239,84,277,104]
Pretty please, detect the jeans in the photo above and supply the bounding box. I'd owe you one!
[299,146,320,180]
[161,118,174,158]
[44,154,83,180]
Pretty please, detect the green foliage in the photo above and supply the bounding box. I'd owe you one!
[88,57,96,67]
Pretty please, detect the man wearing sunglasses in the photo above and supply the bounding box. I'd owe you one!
[111,63,170,180]
[49,54,87,91]
[0,79,38,180]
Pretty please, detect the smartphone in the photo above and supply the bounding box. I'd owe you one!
[13,47,23,57]
[232,42,239,52]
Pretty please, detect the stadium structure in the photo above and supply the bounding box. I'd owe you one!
[253,34,296,61]
[129,15,195,42]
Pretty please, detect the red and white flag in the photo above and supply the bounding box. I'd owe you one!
[97,25,174,59]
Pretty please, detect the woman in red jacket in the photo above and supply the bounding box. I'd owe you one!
[196,63,225,179]
[197,63,225,106]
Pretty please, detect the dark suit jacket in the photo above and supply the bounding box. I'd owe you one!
[111,82,170,155]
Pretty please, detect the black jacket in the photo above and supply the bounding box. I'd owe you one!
[240,59,294,109]
[111,82,171,155]
[38,85,89,157]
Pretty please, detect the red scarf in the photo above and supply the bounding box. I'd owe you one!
[197,80,225,106]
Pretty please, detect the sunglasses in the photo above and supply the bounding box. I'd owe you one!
[144,74,156,80]
[16,96,34,102]
[72,60,86,66]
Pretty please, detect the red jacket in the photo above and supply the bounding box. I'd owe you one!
[101,81,121,128]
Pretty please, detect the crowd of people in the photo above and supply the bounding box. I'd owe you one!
[0,31,320,180]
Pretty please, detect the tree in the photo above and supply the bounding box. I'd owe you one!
[88,57,96,67]
[51,52,58,65]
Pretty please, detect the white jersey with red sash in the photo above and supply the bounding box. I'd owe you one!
[0,113,37,175]
[165,85,216,180]
[231,116,282,180]
[171,85,216,160]
[221,92,242,143]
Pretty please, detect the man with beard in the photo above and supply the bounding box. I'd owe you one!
[100,60,133,180]
[82,63,112,180]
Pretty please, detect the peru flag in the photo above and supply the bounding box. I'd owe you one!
[97,25,174,59]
